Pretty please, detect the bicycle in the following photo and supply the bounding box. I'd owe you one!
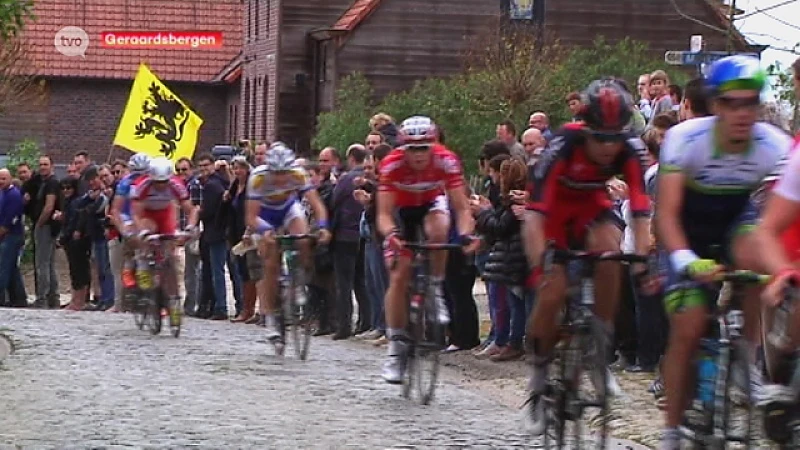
[274,233,317,360]
[400,241,463,405]
[538,244,648,450]
[132,232,188,338]
[677,269,768,450]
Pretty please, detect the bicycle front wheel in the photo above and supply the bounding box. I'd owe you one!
[290,282,313,361]
[168,296,182,338]
[147,290,162,336]
[130,289,146,331]
[413,286,445,405]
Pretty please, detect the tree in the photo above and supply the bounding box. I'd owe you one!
[0,0,34,41]
[767,61,798,133]
[0,40,44,116]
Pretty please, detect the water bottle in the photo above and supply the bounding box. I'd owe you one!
[135,260,152,290]
[696,349,718,404]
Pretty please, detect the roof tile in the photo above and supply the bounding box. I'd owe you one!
[21,0,242,83]
[333,0,383,32]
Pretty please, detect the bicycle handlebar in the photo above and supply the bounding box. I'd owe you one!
[713,270,770,284]
[276,233,318,243]
[144,231,192,242]
[403,242,465,252]
[548,248,649,264]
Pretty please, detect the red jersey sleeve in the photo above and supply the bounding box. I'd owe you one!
[169,176,189,201]
[378,149,405,193]
[435,146,465,191]
[526,135,568,215]
[622,139,651,217]
[129,177,148,201]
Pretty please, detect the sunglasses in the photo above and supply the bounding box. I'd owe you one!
[588,131,627,143]
[404,144,432,152]
[177,168,190,173]
[112,170,121,175]
[717,95,760,110]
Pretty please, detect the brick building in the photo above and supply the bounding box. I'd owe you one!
[0,0,759,163]
[0,0,242,165]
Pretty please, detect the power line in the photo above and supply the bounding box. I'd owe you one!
[669,0,726,33]
[760,9,800,32]
[736,0,799,20]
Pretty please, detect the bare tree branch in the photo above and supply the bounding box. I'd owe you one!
[0,39,44,115]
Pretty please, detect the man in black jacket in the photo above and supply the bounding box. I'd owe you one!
[196,153,229,320]
[329,144,370,339]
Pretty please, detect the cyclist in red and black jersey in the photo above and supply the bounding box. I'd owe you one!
[376,116,478,384]
[521,79,652,434]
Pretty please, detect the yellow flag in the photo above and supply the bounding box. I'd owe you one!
[113,64,203,162]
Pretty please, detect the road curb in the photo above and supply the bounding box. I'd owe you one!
[0,333,14,362]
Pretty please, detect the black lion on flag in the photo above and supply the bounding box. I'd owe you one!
[134,83,190,159]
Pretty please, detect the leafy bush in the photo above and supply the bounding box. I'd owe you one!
[6,138,40,177]
[314,37,690,173]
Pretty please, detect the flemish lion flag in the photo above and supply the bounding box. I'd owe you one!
[114,64,203,162]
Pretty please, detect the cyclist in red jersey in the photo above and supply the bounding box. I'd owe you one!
[130,157,198,310]
[521,80,652,434]
[376,116,478,384]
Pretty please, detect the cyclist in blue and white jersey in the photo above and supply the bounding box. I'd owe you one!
[655,56,791,449]
[109,153,151,289]
[245,142,331,342]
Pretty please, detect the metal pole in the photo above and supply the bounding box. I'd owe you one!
[727,0,736,53]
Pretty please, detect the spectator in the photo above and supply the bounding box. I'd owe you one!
[17,162,38,224]
[307,147,338,335]
[565,91,583,121]
[318,146,340,186]
[103,163,126,312]
[521,128,546,165]
[175,157,202,316]
[0,169,25,308]
[369,113,398,148]
[528,112,553,141]
[496,119,526,161]
[253,142,268,166]
[646,70,673,129]
[668,84,683,112]
[330,144,370,340]
[478,140,511,204]
[196,153,229,320]
[75,167,114,311]
[474,158,529,361]
[58,176,91,311]
[356,143,391,344]
[111,160,129,183]
[66,163,78,178]
[680,77,711,121]
[227,157,261,323]
[637,73,653,122]
[73,150,93,196]
[365,131,384,153]
[32,155,60,309]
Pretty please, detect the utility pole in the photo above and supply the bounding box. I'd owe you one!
[726,0,736,53]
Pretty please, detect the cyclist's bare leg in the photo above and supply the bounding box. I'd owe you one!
[259,235,281,314]
[663,306,708,428]
[586,221,623,326]
[385,258,412,330]
[526,265,568,355]
[732,233,765,361]
[285,217,311,271]
[423,211,450,279]
[161,242,178,298]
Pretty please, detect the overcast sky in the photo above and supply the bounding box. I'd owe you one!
[736,0,800,69]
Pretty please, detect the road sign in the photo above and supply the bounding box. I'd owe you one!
[690,35,703,53]
[664,51,759,66]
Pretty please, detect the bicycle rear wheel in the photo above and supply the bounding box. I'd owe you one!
[147,290,162,336]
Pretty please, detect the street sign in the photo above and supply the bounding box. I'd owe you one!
[690,35,703,53]
[664,51,760,66]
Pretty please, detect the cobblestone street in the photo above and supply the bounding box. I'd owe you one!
[0,308,543,449]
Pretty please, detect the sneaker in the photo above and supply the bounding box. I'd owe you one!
[371,335,389,347]
[382,339,409,384]
[122,269,136,289]
[472,340,492,355]
[520,392,547,436]
[475,342,503,360]
[356,329,382,341]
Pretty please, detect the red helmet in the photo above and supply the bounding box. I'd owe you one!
[581,79,633,132]
[397,116,439,147]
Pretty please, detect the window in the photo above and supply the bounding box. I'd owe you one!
[243,79,251,139]
[262,75,269,141]
[254,0,260,38]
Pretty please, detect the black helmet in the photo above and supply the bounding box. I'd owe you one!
[581,79,634,132]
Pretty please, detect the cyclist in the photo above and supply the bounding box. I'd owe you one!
[375,115,478,384]
[108,153,151,289]
[653,55,790,450]
[130,157,199,314]
[521,79,652,434]
[245,142,331,343]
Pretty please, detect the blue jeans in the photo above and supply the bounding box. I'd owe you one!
[364,237,387,332]
[507,286,526,348]
[92,240,115,305]
[208,241,228,314]
[0,234,24,302]
[227,251,243,315]
[487,282,509,346]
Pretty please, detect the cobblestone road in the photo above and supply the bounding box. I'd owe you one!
[0,308,544,449]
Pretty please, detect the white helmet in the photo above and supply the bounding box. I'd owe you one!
[128,153,151,173]
[265,142,296,171]
[149,157,174,181]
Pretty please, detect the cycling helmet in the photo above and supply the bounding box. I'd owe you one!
[128,153,151,173]
[397,116,439,147]
[581,79,634,132]
[705,55,766,96]
[149,157,173,181]
[265,141,296,171]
